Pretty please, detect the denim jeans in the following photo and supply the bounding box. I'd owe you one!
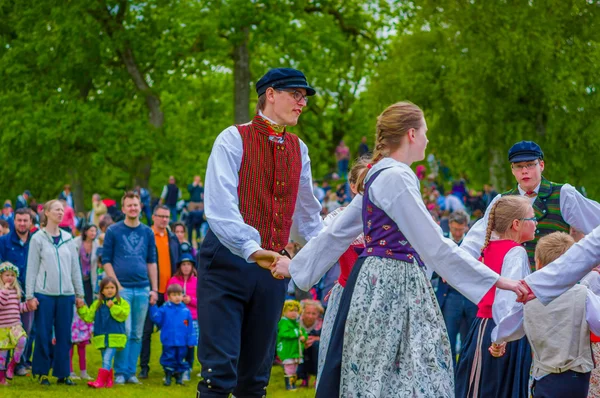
[441,289,478,367]
[114,286,150,378]
[101,348,117,370]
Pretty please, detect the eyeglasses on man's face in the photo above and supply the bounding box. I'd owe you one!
[277,89,308,104]
[511,161,539,171]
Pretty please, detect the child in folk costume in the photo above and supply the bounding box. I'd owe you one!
[271,102,525,397]
[277,299,308,391]
[77,276,130,388]
[0,262,33,385]
[70,307,93,380]
[493,231,600,398]
[455,195,535,398]
[317,159,367,385]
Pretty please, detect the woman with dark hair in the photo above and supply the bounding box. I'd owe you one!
[74,224,99,305]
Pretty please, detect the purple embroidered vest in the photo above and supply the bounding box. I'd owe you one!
[359,168,424,267]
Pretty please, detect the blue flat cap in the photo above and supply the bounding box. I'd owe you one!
[508,141,544,163]
[256,68,316,97]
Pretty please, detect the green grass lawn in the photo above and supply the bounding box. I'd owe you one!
[3,337,316,398]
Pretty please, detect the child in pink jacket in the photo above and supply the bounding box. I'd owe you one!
[164,253,197,381]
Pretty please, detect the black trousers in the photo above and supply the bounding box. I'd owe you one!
[297,341,319,379]
[140,293,166,371]
[533,370,590,398]
[196,230,286,398]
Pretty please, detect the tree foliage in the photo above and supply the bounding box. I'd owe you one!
[1,0,599,208]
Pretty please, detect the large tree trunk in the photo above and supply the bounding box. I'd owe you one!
[233,27,250,124]
[69,169,85,213]
[120,46,162,188]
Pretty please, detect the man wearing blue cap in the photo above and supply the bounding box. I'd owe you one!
[462,140,600,270]
[197,68,323,397]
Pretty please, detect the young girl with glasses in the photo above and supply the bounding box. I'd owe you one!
[455,195,536,398]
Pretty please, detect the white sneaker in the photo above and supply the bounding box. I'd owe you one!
[183,370,190,382]
[69,372,81,380]
[80,370,93,380]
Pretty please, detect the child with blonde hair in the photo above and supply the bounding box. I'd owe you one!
[455,195,535,398]
[277,299,308,391]
[0,262,33,385]
[494,231,600,398]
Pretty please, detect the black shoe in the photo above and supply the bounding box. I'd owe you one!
[138,368,149,379]
[175,372,184,385]
[57,377,77,386]
[164,371,172,386]
[39,375,51,386]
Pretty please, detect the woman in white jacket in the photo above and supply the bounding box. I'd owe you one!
[26,200,85,386]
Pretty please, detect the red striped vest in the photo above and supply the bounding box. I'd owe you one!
[237,115,302,252]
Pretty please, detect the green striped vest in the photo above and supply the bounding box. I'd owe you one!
[502,177,569,271]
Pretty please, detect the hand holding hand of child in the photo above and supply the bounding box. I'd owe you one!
[26,298,39,311]
[488,342,506,357]
[75,298,85,309]
[183,295,191,304]
[299,335,306,343]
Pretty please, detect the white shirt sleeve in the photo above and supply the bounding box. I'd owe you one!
[560,184,600,234]
[525,224,600,305]
[289,139,323,246]
[491,247,530,342]
[461,194,502,259]
[289,196,363,291]
[204,126,263,262]
[369,165,499,304]
[586,288,600,336]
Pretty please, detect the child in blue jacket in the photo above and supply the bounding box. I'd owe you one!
[150,283,196,386]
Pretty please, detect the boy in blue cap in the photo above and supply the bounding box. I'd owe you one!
[197,68,323,397]
[462,140,600,271]
[150,283,196,386]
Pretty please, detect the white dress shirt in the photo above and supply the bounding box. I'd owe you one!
[462,182,600,260]
[203,116,323,262]
[493,271,600,343]
[289,158,499,303]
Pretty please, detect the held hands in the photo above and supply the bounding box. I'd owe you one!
[251,250,284,279]
[271,257,292,279]
[488,342,506,357]
[149,290,158,305]
[75,298,85,309]
[494,277,531,303]
[26,298,39,311]
[182,295,191,304]
[299,335,306,343]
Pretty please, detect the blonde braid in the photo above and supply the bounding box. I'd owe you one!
[481,200,499,259]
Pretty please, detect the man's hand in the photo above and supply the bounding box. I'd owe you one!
[251,250,282,278]
[26,298,39,311]
[271,256,292,279]
[149,290,158,305]
[75,298,85,309]
[183,295,191,304]
[306,335,319,348]
[488,342,506,357]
